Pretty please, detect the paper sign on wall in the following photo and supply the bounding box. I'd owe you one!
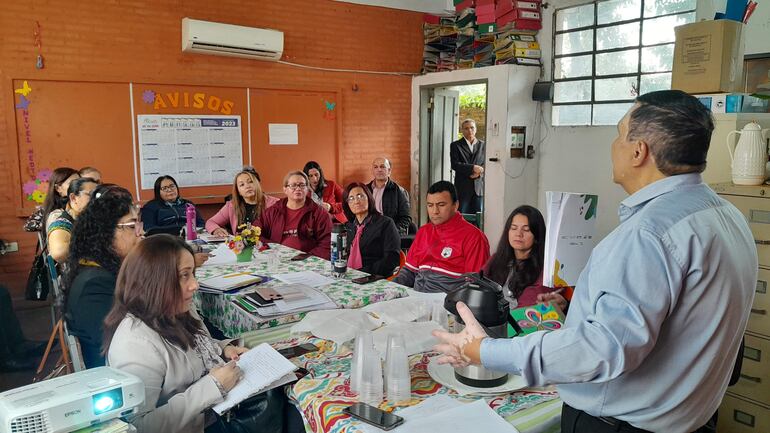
[269,123,298,145]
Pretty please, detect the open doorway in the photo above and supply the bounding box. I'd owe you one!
[417,82,488,227]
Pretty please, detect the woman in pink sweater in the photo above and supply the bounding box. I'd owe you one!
[205,169,279,236]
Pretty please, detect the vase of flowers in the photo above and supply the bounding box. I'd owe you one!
[228,223,261,263]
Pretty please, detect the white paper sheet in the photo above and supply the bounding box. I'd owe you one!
[212,343,297,414]
[201,243,237,266]
[268,123,298,145]
[355,396,519,433]
[274,270,335,288]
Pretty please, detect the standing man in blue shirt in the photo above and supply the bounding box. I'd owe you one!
[433,90,758,433]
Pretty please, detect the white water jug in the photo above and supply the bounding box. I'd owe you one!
[727,122,770,185]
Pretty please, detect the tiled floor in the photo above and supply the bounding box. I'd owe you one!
[0,305,60,392]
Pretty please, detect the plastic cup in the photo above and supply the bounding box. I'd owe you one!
[384,335,411,405]
[359,348,383,406]
[350,331,373,394]
[414,300,431,322]
[431,302,449,330]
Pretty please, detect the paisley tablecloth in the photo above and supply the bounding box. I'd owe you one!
[194,244,408,338]
[273,335,561,433]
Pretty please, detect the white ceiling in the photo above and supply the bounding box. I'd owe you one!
[333,0,455,15]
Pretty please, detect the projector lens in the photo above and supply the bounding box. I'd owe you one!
[92,388,123,415]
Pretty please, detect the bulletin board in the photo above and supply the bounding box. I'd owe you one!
[131,83,249,202]
[12,79,341,211]
[248,89,340,194]
[13,79,134,212]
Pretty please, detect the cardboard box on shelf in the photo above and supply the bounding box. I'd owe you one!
[671,20,745,94]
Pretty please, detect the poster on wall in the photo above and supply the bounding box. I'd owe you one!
[137,114,243,189]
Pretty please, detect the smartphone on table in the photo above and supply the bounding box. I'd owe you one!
[343,402,404,431]
[352,274,384,285]
[291,253,311,261]
[277,343,319,359]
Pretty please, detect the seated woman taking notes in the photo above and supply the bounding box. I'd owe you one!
[206,169,279,236]
[103,235,284,433]
[141,175,204,235]
[342,182,400,277]
[303,161,347,224]
[256,171,332,259]
[483,205,565,309]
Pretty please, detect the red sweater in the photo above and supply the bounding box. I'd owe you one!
[404,212,490,277]
[255,198,332,259]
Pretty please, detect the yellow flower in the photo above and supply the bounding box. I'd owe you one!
[233,235,242,241]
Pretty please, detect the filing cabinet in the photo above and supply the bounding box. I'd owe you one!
[711,183,770,433]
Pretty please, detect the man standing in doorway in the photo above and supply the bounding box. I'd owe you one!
[449,119,485,214]
[366,157,412,236]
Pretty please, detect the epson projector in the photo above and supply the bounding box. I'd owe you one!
[0,367,144,433]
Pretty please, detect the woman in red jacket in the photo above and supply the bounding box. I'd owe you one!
[303,161,347,223]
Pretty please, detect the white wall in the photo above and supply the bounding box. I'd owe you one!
[538,0,770,240]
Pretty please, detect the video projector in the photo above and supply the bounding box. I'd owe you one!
[0,367,144,433]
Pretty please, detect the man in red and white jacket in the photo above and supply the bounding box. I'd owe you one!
[394,181,490,293]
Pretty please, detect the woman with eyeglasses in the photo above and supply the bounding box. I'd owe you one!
[47,177,99,263]
[206,169,279,237]
[255,171,332,259]
[303,161,347,224]
[64,184,143,368]
[102,235,285,433]
[141,175,204,235]
[342,182,400,277]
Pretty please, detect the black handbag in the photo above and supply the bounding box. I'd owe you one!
[205,388,286,433]
[25,242,50,301]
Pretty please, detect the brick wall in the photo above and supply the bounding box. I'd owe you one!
[0,0,423,301]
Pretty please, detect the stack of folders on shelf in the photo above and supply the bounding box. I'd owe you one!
[199,272,266,294]
[232,283,337,318]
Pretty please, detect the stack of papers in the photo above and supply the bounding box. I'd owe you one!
[199,272,262,293]
[543,191,598,288]
[422,16,458,73]
[250,283,336,317]
[212,343,298,414]
[473,33,496,68]
[273,270,335,287]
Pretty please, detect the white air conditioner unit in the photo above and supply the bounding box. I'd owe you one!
[182,18,283,61]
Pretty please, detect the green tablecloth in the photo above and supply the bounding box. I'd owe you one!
[194,244,408,338]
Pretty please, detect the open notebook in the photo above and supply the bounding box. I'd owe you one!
[212,343,298,414]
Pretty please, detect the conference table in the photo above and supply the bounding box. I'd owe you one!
[194,243,561,433]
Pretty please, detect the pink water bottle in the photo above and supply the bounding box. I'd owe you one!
[185,203,197,240]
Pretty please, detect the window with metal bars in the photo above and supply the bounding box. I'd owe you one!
[551,0,696,126]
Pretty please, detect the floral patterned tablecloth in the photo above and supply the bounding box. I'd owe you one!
[273,335,561,433]
[194,244,408,338]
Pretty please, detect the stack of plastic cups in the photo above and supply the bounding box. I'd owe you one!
[431,302,449,330]
[359,348,383,406]
[350,331,373,394]
[384,334,411,405]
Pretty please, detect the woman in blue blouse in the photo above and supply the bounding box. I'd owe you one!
[141,175,203,235]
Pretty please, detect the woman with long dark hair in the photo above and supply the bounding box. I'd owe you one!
[342,182,400,277]
[141,175,204,234]
[64,184,142,368]
[103,235,284,433]
[303,161,346,223]
[483,205,559,308]
[206,169,279,236]
[47,177,98,263]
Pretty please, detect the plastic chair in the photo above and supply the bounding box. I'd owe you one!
[387,250,407,281]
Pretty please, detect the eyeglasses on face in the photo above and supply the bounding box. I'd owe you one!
[285,183,307,190]
[160,185,177,192]
[347,193,367,202]
[116,220,144,236]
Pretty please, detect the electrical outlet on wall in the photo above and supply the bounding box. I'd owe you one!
[0,241,18,254]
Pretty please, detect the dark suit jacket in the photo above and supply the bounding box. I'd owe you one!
[345,214,401,277]
[365,179,412,236]
[449,137,485,198]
